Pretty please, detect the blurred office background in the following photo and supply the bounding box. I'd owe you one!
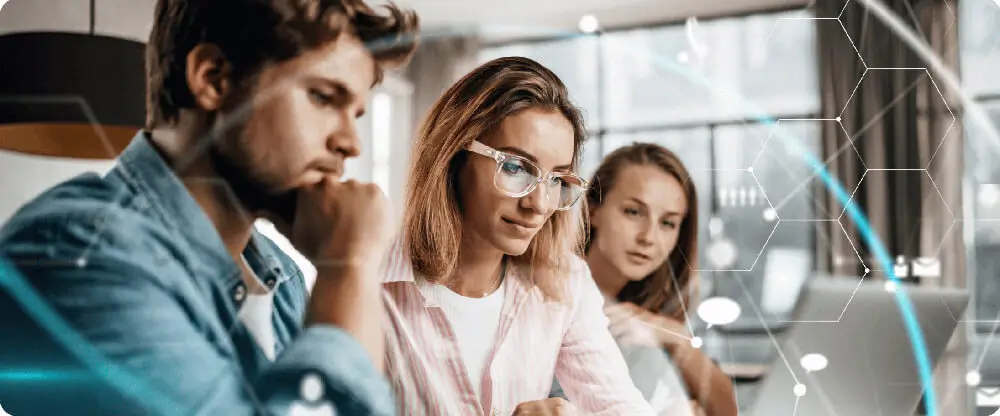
[0,0,998,414]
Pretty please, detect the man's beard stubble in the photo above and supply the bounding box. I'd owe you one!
[207,139,298,227]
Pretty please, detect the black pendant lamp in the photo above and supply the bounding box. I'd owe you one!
[0,0,146,160]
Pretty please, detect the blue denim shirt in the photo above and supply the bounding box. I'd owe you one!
[0,132,394,415]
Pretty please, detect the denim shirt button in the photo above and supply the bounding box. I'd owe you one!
[233,284,247,303]
[265,277,277,289]
[133,197,150,210]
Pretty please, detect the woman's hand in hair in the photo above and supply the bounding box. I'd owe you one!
[605,302,692,350]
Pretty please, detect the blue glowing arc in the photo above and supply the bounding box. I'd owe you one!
[595,31,942,414]
[0,20,945,414]
[0,260,180,414]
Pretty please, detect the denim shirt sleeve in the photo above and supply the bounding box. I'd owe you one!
[1,213,394,415]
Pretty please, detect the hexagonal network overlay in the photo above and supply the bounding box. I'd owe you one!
[753,220,838,319]
[839,69,956,170]
[784,276,870,324]
[689,170,777,272]
[839,169,955,257]
[799,17,866,85]
[812,0,852,18]
[753,120,865,220]
[711,124,770,171]
[747,17,859,127]
[838,0,957,68]
[839,170,958,322]
[3,95,131,268]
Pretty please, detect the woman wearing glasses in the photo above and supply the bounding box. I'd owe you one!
[380,57,653,415]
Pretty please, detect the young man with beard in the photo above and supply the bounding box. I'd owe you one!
[0,0,418,414]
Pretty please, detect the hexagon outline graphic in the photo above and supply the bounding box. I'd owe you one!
[835,16,868,70]
[755,120,866,221]
[838,69,957,171]
[837,169,967,322]
[836,166,869,220]
[778,271,871,324]
[835,216,871,272]
[687,170,780,272]
[922,68,959,170]
[841,169,957,244]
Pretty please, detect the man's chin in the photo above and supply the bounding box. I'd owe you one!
[272,191,298,224]
[258,191,298,230]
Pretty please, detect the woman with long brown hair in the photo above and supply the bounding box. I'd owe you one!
[582,143,737,416]
[379,57,654,415]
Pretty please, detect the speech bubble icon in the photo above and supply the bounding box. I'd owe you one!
[697,296,741,328]
[800,353,828,373]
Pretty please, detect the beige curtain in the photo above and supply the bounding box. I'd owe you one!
[816,1,965,414]
[817,0,963,288]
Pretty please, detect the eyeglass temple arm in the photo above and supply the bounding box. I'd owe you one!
[467,140,500,160]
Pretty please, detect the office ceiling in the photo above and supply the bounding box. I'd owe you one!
[0,0,811,43]
[393,0,811,40]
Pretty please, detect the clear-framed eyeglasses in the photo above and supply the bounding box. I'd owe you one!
[466,140,589,211]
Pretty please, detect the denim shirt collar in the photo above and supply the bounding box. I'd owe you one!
[114,131,291,291]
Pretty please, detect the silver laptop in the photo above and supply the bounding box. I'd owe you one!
[747,277,969,416]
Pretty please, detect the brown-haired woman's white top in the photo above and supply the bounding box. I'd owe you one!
[379,240,654,415]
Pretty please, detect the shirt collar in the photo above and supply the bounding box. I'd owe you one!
[381,238,417,284]
[115,131,289,289]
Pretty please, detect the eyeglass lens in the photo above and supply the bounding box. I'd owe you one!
[494,155,584,209]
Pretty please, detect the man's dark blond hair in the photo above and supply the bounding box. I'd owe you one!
[145,0,419,128]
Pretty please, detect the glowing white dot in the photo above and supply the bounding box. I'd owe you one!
[793,384,807,396]
[833,256,844,266]
[884,280,898,292]
[747,167,754,173]
[698,297,742,326]
[800,353,828,373]
[978,184,1000,207]
[707,239,737,268]
[578,14,599,34]
[75,258,87,268]
[690,336,703,349]
[966,370,982,386]
[763,208,777,222]
[300,373,324,403]
[677,51,689,64]
[708,216,724,237]
[864,267,870,274]
[836,116,842,122]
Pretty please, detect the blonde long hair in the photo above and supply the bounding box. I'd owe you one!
[402,56,588,300]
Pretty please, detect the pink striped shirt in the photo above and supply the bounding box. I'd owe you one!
[380,242,654,415]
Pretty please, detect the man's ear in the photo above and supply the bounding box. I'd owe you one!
[185,44,232,112]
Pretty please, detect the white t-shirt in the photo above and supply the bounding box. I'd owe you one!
[238,257,277,361]
[420,281,506,399]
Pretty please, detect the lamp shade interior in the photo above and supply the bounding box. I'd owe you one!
[0,32,146,159]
